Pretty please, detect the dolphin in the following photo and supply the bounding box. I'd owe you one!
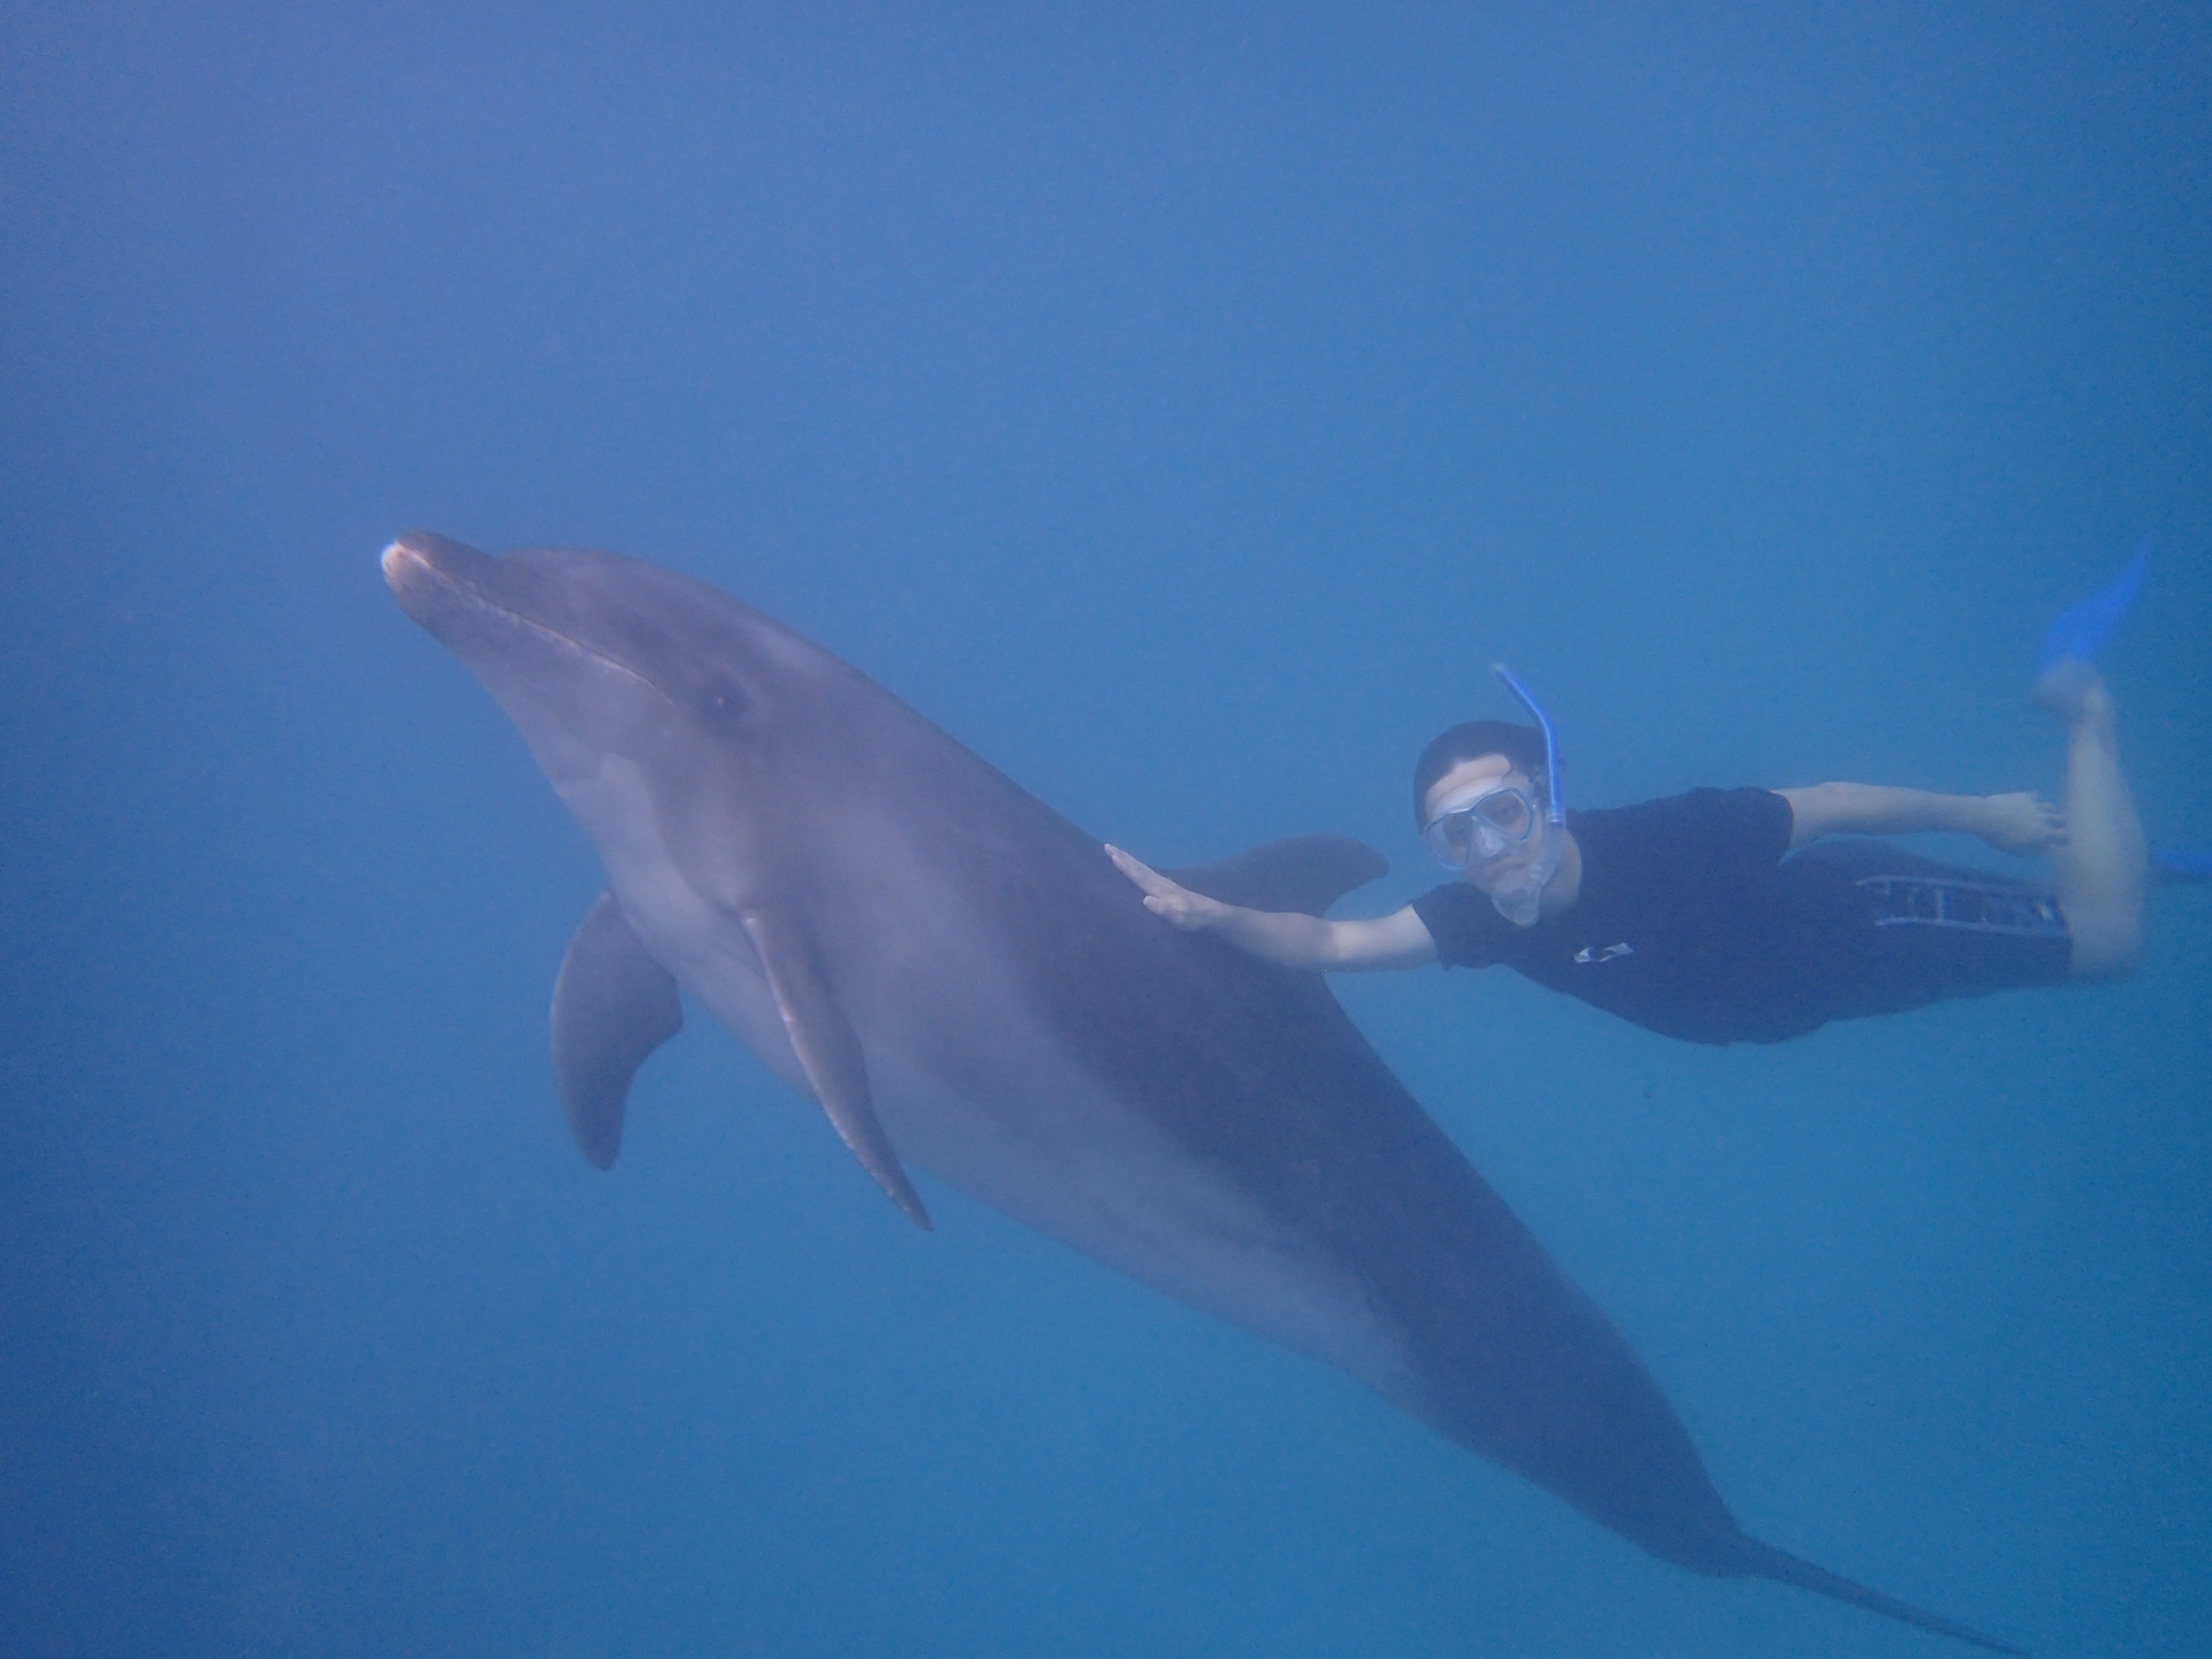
[383,531,2021,1654]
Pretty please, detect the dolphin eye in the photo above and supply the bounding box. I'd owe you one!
[699,680,749,731]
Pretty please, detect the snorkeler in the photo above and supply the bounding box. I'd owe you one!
[1108,550,2167,1046]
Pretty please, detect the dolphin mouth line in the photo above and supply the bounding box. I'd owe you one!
[384,542,672,703]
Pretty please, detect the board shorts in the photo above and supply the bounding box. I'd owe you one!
[1783,838,2074,1024]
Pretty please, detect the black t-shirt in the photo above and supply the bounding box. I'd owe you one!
[1410,788,1884,1045]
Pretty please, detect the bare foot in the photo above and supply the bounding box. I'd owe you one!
[1978,791,2067,856]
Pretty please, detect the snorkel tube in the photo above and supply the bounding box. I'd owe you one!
[1486,664,1565,927]
[1491,664,1563,829]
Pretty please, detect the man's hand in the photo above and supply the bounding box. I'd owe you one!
[1106,844,1439,971]
[1976,792,2067,857]
[1105,845,1228,932]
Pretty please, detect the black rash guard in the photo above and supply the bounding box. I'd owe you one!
[1410,788,2073,1045]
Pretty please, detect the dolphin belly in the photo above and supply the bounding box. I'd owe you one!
[858,976,1414,1394]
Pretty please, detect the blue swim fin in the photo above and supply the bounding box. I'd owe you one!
[2038,542,2149,678]
[2152,849,2212,884]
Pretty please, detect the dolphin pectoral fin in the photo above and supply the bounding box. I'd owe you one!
[1166,834,1390,918]
[551,893,685,1170]
[738,909,933,1231]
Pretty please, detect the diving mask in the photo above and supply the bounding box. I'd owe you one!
[1421,782,1541,871]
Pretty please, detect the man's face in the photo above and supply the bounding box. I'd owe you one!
[1423,753,1546,894]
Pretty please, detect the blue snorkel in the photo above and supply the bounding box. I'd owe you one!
[1491,664,1563,832]
[1485,664,1566,928]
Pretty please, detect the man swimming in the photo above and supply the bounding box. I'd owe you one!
[1108,559,2152,1046]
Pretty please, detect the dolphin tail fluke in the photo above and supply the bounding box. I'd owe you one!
[1729,1533,2025,1656]
[2037,541,2148,679]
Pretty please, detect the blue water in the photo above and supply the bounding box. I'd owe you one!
[5,6,2208,1655]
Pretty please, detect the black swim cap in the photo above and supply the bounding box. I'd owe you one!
[1412,720,1547,827]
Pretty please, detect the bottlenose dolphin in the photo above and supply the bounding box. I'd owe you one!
[383,531,2019,1654]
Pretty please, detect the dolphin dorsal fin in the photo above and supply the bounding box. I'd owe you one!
[1165,834,1389,919]
[551,894,685,1168]
[740,908,933,1230]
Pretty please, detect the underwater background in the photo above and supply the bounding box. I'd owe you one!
[4,5,2208,1655]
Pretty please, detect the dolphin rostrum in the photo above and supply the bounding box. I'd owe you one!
[383,531,2020,1654]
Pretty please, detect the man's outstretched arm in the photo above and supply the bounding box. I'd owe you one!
[1776,784,2065,856]
[1105,846,1438,971]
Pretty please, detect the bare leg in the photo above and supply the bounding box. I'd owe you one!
[2036,664,2148,977]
